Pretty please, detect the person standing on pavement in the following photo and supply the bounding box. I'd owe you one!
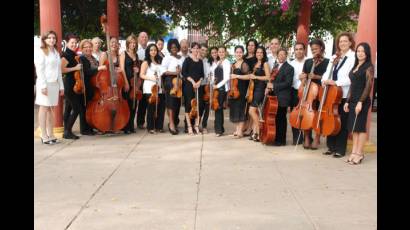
[322,32,355,158]
[344,42,373,165]
[35,30,64,144]
[136,31,149,130]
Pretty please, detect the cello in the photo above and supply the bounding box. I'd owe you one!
[289,55,321,131]
[259,63,279,144]
[312,58,343,136]
[86,15,130,132]
[73,55,87,106]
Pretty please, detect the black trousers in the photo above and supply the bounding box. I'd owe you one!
[275,106,288,144]
[63,91,84,133]
[199,100,210,128]
[146,94,166,131]
[326,98,349,155]
[214,89,226,134]
[123,92,137,132]
[137,94,148,127]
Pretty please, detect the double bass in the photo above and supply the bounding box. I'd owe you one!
[259,63,279,144]
[289,55,322,131]
[312,58,342,136]
[86,15,130,132]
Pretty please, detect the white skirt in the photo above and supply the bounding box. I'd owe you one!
[35,82,60,106]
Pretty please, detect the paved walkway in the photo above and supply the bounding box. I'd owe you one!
[34,106,377,230]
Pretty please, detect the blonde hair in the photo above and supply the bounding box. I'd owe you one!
[79,39,93,51]
[40,30,58,56]
[125,34,138,53]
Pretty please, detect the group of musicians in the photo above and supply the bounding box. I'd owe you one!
[35,30,374,165]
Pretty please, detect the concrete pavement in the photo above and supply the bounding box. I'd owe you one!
[34,107,377,230]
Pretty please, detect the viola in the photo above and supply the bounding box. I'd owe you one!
[228,64,240,99]
[129,60,143,109]
[189,88,199,119]
[73,56,85,95]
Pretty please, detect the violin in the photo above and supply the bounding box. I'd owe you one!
[211,86,219,111]
[289,55,323,130]
[259,62,279,144]
[170,65,183,98]
[203,72,211,102]
[86,14,130,132]
[228,65,240,99]
[189,88,199,119]
[312,58,342,136]
[129,60,143,109]
[73,56,87,105]
[148,70,160,117]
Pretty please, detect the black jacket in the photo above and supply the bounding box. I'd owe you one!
[273,61,294,107]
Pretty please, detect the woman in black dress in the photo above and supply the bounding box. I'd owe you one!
[344,43,374,165]
[61,34,82,139]
[182,42,204,135]
[243,39,258,136]
[119,34,139,134]
[229,45,250,138]
[299,39,330,149]
[79,40,107,134]
[248,46,270,141]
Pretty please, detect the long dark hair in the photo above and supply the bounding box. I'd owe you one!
[245,38,258,57]
[207,46,219,65]
[255,45,268,65]
[352,42,373,76]
[144,43,161,66]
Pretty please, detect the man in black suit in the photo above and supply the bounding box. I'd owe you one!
[267,48,294,146]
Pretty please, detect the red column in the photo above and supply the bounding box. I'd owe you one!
[355,0,377,141]
[296,0,312,53]
[39,0,64,134]
[107,0,119,37]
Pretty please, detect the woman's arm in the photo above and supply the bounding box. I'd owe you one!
[139,61,155,81]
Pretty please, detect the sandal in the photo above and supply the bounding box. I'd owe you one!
[188,126,194,136]
[194,125,201,135]
[351,153,364,165]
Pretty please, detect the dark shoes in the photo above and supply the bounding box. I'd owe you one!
[63,132,80,139]
[81,130,96,136]
[273,142,286,146]
[332,152,344,158]
[323,150,334,155]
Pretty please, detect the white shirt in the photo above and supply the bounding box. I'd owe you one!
[143,62,165,94]
[289,57,306,90]
[92,51,102,62]
[213,59,231,91]
[201,58,209,85]
[161,55,184,72]
[137,44,147,61]
[268,55,278,71]
[322,49,355,98]
[34,48,64,90]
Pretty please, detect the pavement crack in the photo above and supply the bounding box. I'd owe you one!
[193,134,204,230]
[35,140,75,167]
[63,133,147,230]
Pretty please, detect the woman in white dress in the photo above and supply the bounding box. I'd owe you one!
[34,31,64,144]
